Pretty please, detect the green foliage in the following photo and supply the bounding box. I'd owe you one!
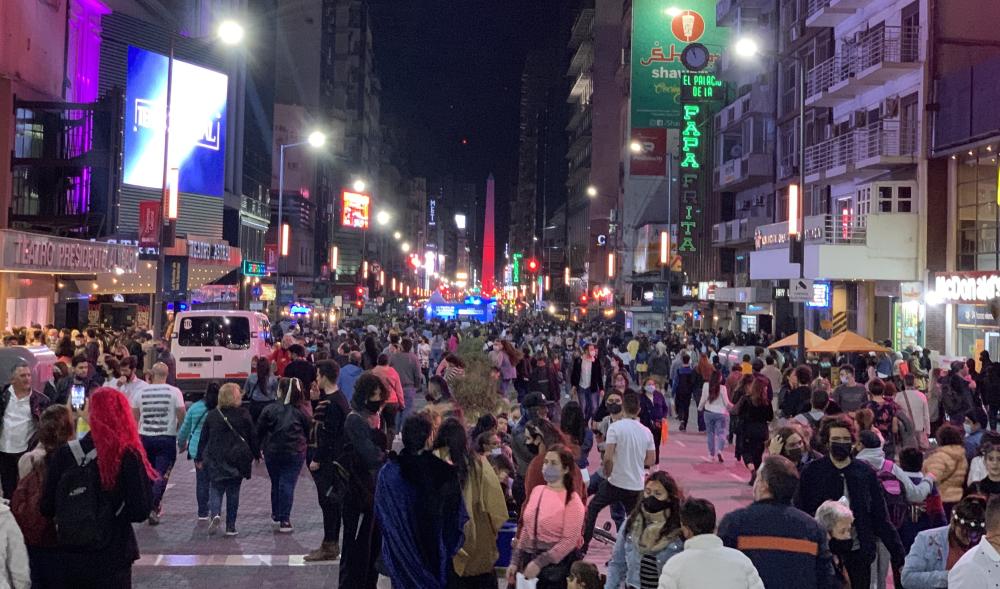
[450,336,505,423]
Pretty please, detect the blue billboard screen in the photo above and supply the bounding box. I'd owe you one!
[123,46,228,197]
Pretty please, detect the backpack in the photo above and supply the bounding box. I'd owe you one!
[10,456,56,547]
[54,440,119,548]
[876,460,908,529]
[940,378,963,417]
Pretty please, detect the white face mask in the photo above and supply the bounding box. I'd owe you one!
[644,384,656,393]
[490,447,502,457]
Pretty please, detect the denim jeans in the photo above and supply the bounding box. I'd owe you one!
[141,435,177,511]
[400,386,416,426]
[704,410,729,457]
[195,465,210,517]
[209,478,243,529]
[578,386,599,421]
[264,451,305,522]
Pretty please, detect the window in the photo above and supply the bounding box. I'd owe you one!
[178,317,251,350]
[955,159,1000,270]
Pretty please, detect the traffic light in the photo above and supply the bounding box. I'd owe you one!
[356,286,368,299]
[527,258,539,273]
[579,294,588,305]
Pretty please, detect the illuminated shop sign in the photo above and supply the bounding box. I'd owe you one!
[806,282,831,308]
[341,191,370,229]
[934,272,1000,304]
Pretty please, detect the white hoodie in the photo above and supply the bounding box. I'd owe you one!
[0,502,29,589]
[855,447,934,502]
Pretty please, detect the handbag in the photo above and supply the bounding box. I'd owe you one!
[217,409,255,478]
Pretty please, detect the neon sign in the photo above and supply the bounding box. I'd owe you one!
[680,104,701,169]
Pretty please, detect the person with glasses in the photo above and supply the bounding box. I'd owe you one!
[797,414,905,589]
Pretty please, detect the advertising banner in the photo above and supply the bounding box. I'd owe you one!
[341,191,371,229]
[123,46,228,197]
[138,201,160,247]
[630,1,728,130]
[630,128,668,176]
[162,256,189,302]
[0,230,138,275]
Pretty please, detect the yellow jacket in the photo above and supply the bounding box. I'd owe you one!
[923,444,968,503]
[453,456,510,577]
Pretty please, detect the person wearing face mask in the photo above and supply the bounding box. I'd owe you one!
[506,445,585,589]
[719,456,836,589]
[605,471,685,589]
[513,393,556,480]
[948,493,1000,587]
[522,418,586,505]
[339,373,390,589]
[814,500,855,589]
[901,494,987,588]
[796,415,905,589]
[657,498,764,589]
[768,424,822,473]
[639,378,668,465]
[923,424,969,517]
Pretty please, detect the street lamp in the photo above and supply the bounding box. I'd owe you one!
[273,130,327,323]
[352,178,367,192]
[376,210,391,226]
[401,242,411,253]
[586,185,598,198]
[151,20,244,337]
[629,141,643,154]
[735,34,808,361]
[393,231,402,241]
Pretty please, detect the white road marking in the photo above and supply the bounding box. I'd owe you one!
[136,554,339,567]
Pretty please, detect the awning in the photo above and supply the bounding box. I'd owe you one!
[768,330,826,349]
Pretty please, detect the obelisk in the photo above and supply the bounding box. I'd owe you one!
[481,174,496,293]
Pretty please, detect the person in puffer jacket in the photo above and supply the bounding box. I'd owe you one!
[257,377,312,533]
[922,424,968,516]
[0,501,30,589]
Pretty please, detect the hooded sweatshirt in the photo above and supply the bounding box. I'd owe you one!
[855,447,934,502]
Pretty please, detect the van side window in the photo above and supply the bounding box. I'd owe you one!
[178,317,251,350]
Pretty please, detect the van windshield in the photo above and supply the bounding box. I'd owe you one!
[177,316,251,350]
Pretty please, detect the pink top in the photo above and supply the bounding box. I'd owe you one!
[514,484,585,567]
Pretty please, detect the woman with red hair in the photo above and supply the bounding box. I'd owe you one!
[40,387,155,588]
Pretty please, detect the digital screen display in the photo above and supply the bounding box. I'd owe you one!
[341,191,370,229]
[123,46,228,197]
[807,282,831,308]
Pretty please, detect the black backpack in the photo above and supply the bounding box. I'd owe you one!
[54,440,119,548]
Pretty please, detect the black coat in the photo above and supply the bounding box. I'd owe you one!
[40,435,152,576]
[197,406,260,481]
[570,356,603,391]
[796,457,905,566]
[257,402,311,457]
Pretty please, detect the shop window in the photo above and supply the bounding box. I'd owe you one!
[897,186,912,212]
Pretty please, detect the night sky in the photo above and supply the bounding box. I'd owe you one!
[371,0,563,241]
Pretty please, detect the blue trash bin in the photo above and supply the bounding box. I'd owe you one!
[495,520,518,567]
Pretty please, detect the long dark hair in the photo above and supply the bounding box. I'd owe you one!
[560,401,586,446]
[545,444,578,504]
[749,376,768,407]
[204,382,221,411]
[433,417,472,486]
[470,413,498,440]
[708,370,722,402]
[625,470,684,543]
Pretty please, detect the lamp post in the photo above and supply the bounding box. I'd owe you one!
[273,130,326,323]
[735,36,808,362]
[151,20,244,338]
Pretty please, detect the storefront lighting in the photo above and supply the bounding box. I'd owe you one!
[924,290,943,306]
[659,231,669,265]
[331,246,339,272]
[564,267,570,286]
[607,253,615,278]
[280,223,290,256]
[788,184,800,236]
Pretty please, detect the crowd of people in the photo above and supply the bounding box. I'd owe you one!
[0,319,996,588]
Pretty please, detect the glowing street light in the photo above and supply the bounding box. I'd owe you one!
[376,210,391,226]
[629,141,643,153]
[586,185,598,198]
[307,130,327,148]
[734,36,760,59]
[352,179,367,192]
[217,20,245,45]
[393,231,402,240]
[401,242,411,253]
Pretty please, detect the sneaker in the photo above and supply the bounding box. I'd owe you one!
[717,453,724,464]
[147,511,160,526]
[224,527,238,537]
[207,515,221,536]
[271,520,280,531]
[278,522,293,533]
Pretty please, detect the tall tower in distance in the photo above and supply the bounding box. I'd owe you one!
[481,173,496,293]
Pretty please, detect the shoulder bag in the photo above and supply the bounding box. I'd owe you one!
[519,488,581,584]
[217,409,254,478]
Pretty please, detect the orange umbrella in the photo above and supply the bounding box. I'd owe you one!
[808,330,891,354]
[768,330,826,349]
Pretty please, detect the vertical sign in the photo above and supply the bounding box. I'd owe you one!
[162,256,188,302]
[138,201,161,247]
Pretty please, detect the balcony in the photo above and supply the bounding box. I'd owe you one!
[568,70,592,103]
[712,215,771,247]
[805,26,921,106]
[567,40,593,78]
[715,89,773,132]
[568,8,594,49]
[804,120,917,183]
[714,153,774,191]
[749,212,919,280]
[805,0,868,28]
[717,0,772,27]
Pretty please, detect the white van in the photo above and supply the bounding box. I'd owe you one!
[168,310,274,397]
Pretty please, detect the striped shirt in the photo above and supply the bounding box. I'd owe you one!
[639,552,660,589]
[136,384,185,437]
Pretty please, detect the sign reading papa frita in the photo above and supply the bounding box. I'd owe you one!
[2,229,139,274]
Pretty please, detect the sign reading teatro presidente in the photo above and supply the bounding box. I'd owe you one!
[1,230,138,275]
[630,0,728,130]
[933,271,1000,304]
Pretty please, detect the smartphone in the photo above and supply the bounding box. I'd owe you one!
[71,385,86,411]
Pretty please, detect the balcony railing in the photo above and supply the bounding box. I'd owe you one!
[804,121,917,176]
[805,26,920,98]
[816,213,867,245]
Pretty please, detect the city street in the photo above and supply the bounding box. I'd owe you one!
[132,419,752,588]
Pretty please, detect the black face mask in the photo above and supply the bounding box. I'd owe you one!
[828,538,853,556]
[365,399,383,413]
[607,403,623,415]
[425,393,438,403]
[642,495,671,514]
[829,442,853,462]
[784,447,805,464]
[525,440,540,455]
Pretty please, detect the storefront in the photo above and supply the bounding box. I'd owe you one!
[933,271,1000,360]
[714,287,774,334]
[0,229,139,330]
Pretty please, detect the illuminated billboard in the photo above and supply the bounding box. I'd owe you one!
[341,191,370,229]
[123,46,228,197]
